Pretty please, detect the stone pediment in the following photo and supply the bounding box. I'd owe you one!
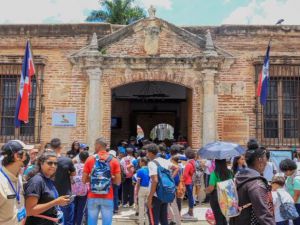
[70,17,233,60]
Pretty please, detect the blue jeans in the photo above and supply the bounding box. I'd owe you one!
[186,184,194,209]
[61,202,74,225]
[294,203,300,225]
[74,196,87,225]
[113,184,120,211]
[87,198,114,225]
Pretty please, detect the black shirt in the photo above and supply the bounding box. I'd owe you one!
[25,173,58,225]
[54,156,76,196]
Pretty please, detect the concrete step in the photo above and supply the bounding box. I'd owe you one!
[99,206,210,225]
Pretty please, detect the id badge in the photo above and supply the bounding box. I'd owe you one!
[17,207,26,222]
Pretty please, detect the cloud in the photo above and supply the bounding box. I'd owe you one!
[223,0,300,25]
[0,0,99,24]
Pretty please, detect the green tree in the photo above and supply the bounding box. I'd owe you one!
[86,0,146,25]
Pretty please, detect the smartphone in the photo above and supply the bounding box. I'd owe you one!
[68,195,76,202]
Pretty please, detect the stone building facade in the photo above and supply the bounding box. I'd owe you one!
[0,14,299,150]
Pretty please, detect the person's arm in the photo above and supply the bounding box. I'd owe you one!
[26,196,70,216]
[170,164,179,178]
[136,178,141,194]
[147,174,158,209]
[82,157,92,184]
[248,179,275,225]
[205,172,216,194]
[69,159,76,177]
[111,159,121,185]
[82,172,90,184]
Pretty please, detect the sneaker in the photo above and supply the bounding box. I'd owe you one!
[122,204,129,208]
[182,213,195,220]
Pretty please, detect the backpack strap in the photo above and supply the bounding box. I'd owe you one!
[153,159,161,167]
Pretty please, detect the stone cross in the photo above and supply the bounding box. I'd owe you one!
[148,5,156,18]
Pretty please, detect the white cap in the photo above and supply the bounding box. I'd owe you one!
[109,150,116,157]
[11,140,34,150]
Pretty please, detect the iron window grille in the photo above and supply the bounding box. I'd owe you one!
[255,64,300,148]
[0,64,44,143]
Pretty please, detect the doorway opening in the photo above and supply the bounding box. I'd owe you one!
[110,81,192,147]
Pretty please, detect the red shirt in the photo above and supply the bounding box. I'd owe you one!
[183,160,195,185]
[83,151,121,199]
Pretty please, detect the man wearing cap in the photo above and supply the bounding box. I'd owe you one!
[0,140,31,225]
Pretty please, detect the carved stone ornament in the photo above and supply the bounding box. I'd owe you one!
[144,21,161,55]
[148,5,156,18]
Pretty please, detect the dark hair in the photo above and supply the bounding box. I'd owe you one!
[79,151,89,163]
[171,155,180,163]
[145,143,158,155]
[185,147,196,159]
[265,150,270,160]
[279,159,297,172]
[247,139,259,150]
[158,144,167,152]
[245,147,266,167]
[1,144,24,166]
[50,138,61,150]
[71,141,80,152]
[27,151,57,180]
[214,159,232,181]
[140,157,148,165]
[44,143,51,150]
[170,144,180,156]
[232,156,246,175]
[139,149,147,157]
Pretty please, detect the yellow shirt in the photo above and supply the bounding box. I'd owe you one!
[0,167,24,225]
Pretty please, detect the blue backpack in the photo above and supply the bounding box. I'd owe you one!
[153,159,176,203]
[90,154,113,194]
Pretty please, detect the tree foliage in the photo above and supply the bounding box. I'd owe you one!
[86,0,146,25]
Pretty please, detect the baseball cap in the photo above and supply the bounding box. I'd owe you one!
[109,150,116,157]
[1,140,33,156]
[11,140,34,150]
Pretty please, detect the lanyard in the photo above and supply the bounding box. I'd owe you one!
[0,168,21,204]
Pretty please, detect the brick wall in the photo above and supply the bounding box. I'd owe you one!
[1,23,300,149]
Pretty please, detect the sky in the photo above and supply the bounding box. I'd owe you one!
[0,0,299,25]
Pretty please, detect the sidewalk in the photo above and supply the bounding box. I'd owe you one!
[99,204,210,225]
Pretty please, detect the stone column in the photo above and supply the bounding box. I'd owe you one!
[86,67,102,150]
[202,69,217,145]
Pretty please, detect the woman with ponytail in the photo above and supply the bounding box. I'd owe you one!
[24,151,70,225]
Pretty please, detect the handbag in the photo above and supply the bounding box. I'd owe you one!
[277,192,299,220]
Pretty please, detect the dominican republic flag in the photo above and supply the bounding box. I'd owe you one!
[257,43,271,106]
[15,41,35,127]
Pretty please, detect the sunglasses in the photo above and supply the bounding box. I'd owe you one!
[45,161,58,167]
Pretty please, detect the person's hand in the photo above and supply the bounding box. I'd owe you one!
[147,196,152,210]
[55,196,71,206]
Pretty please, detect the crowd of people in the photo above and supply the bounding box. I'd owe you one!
[0,137,300,225]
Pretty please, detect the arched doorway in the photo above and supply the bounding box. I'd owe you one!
[110,81,193,147]
[150,123,174,141]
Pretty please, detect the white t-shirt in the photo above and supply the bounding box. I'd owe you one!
[263,161,276,182]
[148,157,173,196]
[272,188,294,222]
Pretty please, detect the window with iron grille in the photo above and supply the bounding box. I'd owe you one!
[0,64,43,143]
[256,65,300,148]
